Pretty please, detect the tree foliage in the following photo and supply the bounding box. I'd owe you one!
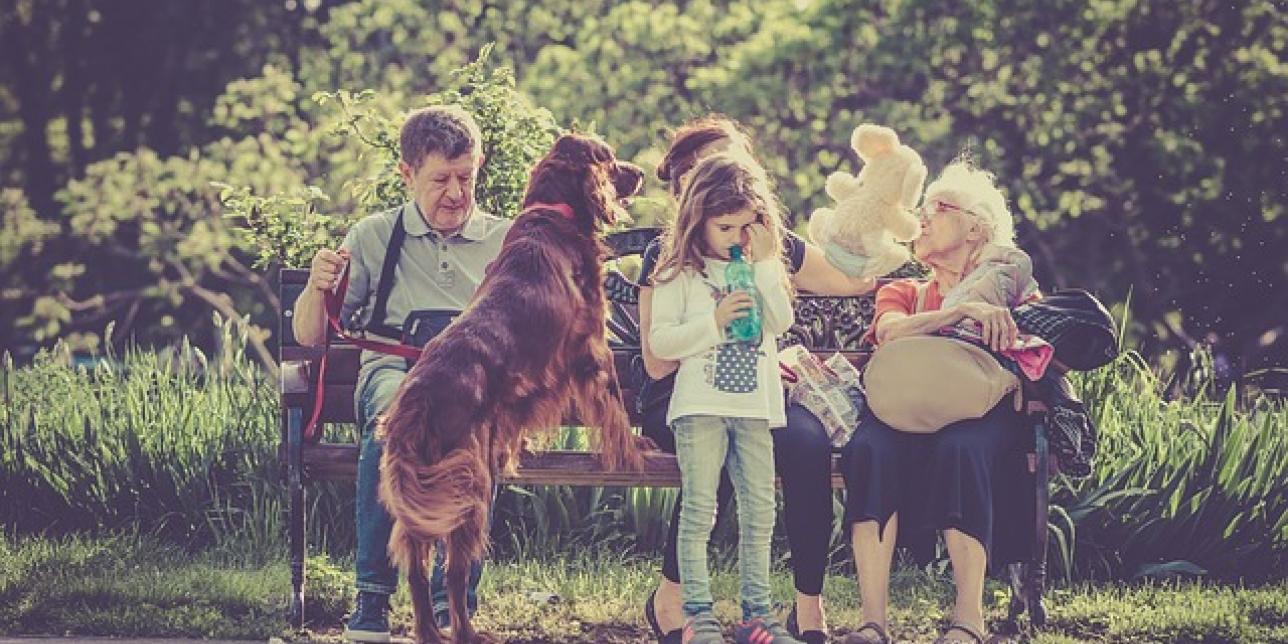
[1,0,1284,375]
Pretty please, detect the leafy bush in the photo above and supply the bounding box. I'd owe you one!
[225,44,561,270]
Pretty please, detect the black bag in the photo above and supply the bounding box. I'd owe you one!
[399,309,458,368]
[1012,289,1118,371]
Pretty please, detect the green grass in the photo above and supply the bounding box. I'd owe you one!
[2,535,1286,643]
[0,534,285,639]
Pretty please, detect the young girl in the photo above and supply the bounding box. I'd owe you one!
[649,152,802,644]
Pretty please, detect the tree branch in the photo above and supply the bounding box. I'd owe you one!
[220,254,281,315]
[182,280,279,378]
[168,258,278,377]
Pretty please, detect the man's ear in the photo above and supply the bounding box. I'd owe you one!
[476,153,487,169]
[398,160,414,186]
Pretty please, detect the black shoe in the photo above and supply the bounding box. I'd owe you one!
[785,605,829,644]
[343,591,391,643]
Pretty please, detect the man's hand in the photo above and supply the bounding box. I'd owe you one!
[745,223,775,262]
[307,249,348,293]
[714,291,755,328]
[957,301,1018,352]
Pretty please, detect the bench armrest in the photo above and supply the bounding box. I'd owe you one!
[282,360,311,395]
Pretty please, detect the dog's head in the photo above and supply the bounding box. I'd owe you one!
[522,133,644,229]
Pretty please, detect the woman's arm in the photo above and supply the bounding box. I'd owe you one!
[876,301,1017,349]
[791,242,877,296]
[638,286,680,379]
[874,307,964,344]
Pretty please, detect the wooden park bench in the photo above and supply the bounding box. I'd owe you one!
[279,227,1056,631]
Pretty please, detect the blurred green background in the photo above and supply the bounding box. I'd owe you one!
[1,0,1284,385]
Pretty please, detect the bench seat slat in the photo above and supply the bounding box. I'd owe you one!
[298,443,846,489]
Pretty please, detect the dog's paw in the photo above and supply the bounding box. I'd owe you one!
[518,437,538,458]
[633,434,660,453]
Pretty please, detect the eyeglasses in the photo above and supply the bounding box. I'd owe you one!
[916,199,979,222]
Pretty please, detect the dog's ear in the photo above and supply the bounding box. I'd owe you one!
[580,161,615,226]
[611,162,644,200]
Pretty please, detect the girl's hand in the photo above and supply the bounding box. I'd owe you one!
[957,301,1018,351]
[745,223,775,262]
[714,291,755,328]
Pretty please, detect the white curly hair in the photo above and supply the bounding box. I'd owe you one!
[923,160,1016,248]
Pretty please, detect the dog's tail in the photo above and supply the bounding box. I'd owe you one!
[379,436,491,572]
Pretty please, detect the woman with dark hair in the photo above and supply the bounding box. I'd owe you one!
[639,116,875,644]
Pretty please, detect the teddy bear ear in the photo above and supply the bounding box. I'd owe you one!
[852,124,898,161]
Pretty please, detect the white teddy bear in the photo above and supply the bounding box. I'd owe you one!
[807,124,927,279]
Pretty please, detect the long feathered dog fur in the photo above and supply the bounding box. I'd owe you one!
[377,133,649,644]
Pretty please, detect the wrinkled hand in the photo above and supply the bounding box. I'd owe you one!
[307,249,348,292]
[714,291,755,328]
[957,301,1018,352]
[745,223,775,262]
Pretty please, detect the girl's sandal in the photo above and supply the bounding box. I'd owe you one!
[842,621,890,644]
[933,621,989,644]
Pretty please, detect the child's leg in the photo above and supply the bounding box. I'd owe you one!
[724,417,777,622]
[673,415,730,618]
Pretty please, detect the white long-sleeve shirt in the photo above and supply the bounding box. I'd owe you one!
[649,258,795,427]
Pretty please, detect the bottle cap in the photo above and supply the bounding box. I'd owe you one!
[729,245,743,260]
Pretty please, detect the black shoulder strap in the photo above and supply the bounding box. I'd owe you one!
[366,206,408,339]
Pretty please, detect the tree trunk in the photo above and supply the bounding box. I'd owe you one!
[3,2,59,216]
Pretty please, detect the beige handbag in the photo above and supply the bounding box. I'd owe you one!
[863,283,1019,433]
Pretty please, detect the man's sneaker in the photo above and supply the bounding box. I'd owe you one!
[343,591,391,643]
[734,616,805,644]
[682,613,725,644]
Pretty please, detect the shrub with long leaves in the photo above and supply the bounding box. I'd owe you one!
[3,324,1283,582]
[1049,351,1288,583]
[0,317,277,546]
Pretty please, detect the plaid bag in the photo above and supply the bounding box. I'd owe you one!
[1012,289,1118,371]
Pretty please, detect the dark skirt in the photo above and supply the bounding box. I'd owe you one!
[839,401,1035,571]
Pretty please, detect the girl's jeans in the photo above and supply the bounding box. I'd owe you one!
[673,414,777,621]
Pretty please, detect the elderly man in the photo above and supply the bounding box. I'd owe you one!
[293,105,509,643]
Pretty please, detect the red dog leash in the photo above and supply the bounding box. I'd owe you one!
[303,252,424,440]
[302,204,576,440]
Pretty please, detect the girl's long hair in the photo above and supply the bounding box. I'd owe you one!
[653,152,790,296]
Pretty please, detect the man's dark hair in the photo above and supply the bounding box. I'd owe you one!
[400,105,483,169]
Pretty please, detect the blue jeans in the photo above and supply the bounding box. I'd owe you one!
[355,364,483,620]
[672,415,776,621]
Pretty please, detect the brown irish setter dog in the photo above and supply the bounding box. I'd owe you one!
[378,133,650,644]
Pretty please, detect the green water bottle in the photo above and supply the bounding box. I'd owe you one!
[725,245,763,343]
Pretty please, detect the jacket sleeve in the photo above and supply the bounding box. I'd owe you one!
[649,273,724,361]
[754,260,795,336]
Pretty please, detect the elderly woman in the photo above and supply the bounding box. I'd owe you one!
[639,117,876,644]
[840,161,1033,644]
